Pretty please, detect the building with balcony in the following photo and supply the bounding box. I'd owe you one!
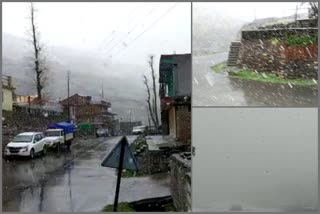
[159,54,191,145]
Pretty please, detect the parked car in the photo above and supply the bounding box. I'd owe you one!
[4,132,47,159]
[132,125,146,135]
[96,128,110,137]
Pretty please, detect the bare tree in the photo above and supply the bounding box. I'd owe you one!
[143,75,157,128]
[309,2,318,18]
[301,2,318,19]
[29,3,48,104]
[148,55,160,129]
[146,105,152,127]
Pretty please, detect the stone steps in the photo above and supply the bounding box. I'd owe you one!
[227,41,241,66]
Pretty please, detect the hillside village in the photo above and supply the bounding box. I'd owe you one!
[2,2,192,212]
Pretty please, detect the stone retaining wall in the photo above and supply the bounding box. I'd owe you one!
[237,28,318,79]
[170,154,191,212]
[134,149,171,175]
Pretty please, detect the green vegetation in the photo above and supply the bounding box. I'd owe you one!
[210,62,227,73]
[162,202,177,211]
[121,169,139,178]
[131,138,147,151]
[229,69,317,86]
[270,35,318,46]
[102,203,135,212]
[286,35,318,46]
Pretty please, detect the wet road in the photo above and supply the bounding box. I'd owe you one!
[192,53,318,107]
[3,136,170,212]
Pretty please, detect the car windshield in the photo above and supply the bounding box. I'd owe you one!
[45,131,61,136]
[12,135,33,143]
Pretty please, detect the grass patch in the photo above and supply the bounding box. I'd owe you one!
[270,35,318,47]
[131,137,147,151]
[210,62,227,73]
[121,169,139,178]
[229,69,317,86]
[286,35,318,46]
[162,202,177,211]
[102,203,135,212]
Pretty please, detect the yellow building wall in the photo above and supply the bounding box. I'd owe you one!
[2,88,13,111]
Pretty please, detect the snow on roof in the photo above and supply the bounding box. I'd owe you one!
[90,96,108,104]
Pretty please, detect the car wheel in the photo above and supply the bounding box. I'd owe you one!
[42,145,48,156]
[30,149,35,159]
[56,142,61,152]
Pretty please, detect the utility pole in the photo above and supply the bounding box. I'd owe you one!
[67,71,70,122]
[101,82,104,99]
[295,5,298,22]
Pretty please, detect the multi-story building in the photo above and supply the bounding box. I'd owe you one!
[159,54,191,145]
[60,93,116,129]
[2,75,15,111]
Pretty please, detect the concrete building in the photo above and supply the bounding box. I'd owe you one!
[60,93,116,130]
[2,75,15,111]
[159,54,191,145]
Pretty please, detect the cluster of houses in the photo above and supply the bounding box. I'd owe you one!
[2,75,119,135]
[3,52,191,142]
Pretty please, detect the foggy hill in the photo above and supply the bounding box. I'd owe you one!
[2,33,152,123]
[240,13,310,30]
[193,6,248,54]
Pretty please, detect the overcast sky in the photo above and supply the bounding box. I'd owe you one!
[3,2,191,66]
[194,2,307,22]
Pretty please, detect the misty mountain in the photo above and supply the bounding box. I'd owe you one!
[2,32,153,123]
[193,7,248,54]
[240,13,309,30]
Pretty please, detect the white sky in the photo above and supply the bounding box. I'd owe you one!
[2,2,191,65]
[194,2,307,22]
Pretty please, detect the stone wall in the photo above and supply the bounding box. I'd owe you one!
[134,149,171,175]
[237,28,318,79]
[176,105,191,145]
[170,154,191,212]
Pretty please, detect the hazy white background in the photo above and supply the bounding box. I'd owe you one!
[2,2,191,123]
[192,108,318,212]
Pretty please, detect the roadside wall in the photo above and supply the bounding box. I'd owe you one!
[237,28,318,79]
[176,105,191,145]
[170,154,191,212]
[134,149,171,175]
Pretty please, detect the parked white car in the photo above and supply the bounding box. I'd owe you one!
[4,132,47,159]
[132,125,146,135]
[96,128,110,137]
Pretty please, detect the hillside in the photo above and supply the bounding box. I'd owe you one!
[2,33,152,123]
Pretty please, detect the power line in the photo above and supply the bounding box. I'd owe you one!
[103,5,159,56]
[112,3,178,58]
[67,70,70,121]
[100,5,142,50]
